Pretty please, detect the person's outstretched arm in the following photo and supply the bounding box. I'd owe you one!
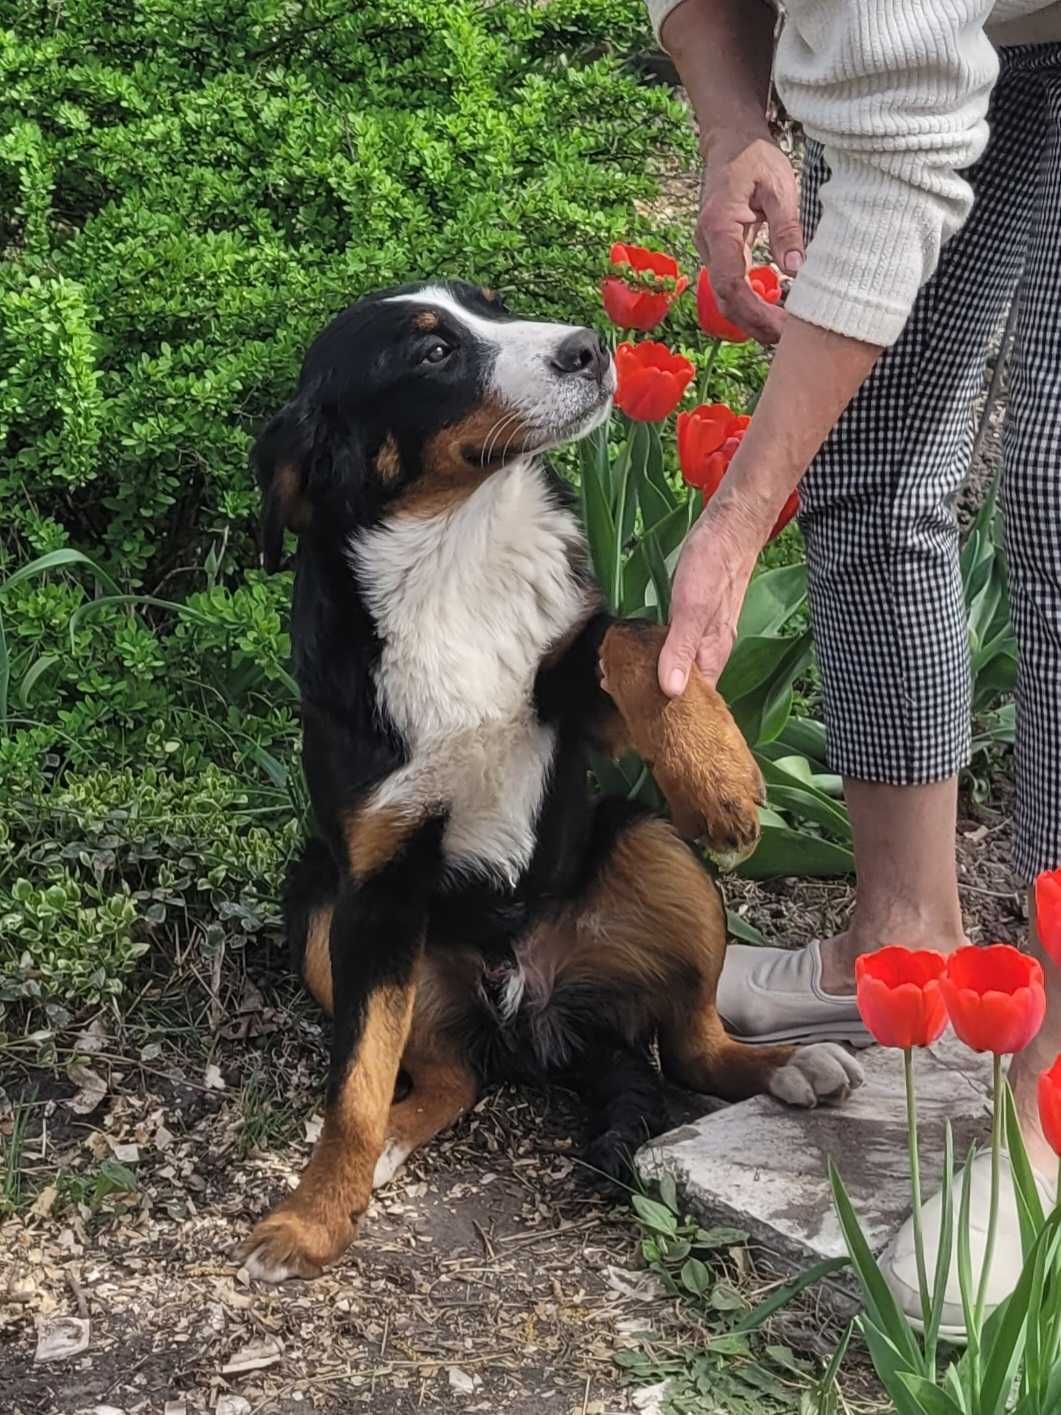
[647,0,998,693]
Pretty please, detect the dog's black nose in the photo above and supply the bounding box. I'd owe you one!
[550,328,609,379]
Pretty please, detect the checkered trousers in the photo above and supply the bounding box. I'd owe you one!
[798,42,1061,882]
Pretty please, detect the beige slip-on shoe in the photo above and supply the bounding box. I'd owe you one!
[883,1150,1057,1342]
[716,941,873,1046]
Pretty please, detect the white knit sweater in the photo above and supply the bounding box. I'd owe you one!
[647,0,1061,344]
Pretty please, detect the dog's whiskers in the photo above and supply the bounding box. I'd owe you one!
[481,409,523,466]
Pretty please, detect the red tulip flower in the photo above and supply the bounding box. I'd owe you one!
[677,403,741,493]
[940,945,1046,1055]
[1039,1055,1061,1156]
[602,243,689,331]
[855,947,949,1049]
[613,341,694,422]
[696,265,782,343]
[1035,867,1061,967]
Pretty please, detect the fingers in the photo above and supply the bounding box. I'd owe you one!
[658,615,702,699]
[659,552,712,697]
[697,214,784,345]
[759,173,805,276]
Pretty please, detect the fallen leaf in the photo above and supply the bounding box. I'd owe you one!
[29,1184,58,1219]
[66,1063,107,1115]
[108,1141,140,1163]
[602,1265,666,1302]
[304,1114,323,1144]
[221,1336,283,1374]
[34,1315,90,1362]
[632,1382,671,1414]
[203,1063,226,1091]
[163,1403,188,1415]
[448,1367,482,1395]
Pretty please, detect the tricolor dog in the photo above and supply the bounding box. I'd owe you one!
[238,281,862,1281]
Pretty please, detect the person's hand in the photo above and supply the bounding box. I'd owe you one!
[658,490,765,696]
[698,129,804,345]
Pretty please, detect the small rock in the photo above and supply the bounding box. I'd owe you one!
[203,1063,226,1091]
[163,1403,187,1415]
[34,1315,90,1362]
[216,1399,251,1415]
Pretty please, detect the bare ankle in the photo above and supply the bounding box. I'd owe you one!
[819,922,968,997]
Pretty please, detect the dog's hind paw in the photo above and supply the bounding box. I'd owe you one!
[768,1043,864,1109]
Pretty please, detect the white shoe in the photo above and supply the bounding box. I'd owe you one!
[882,1150,1057,1341]
[717,941,873,1046]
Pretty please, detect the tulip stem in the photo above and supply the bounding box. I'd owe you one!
[905,1047,932,1340]
[974,1052,1004,1331]
[698,339,721,403]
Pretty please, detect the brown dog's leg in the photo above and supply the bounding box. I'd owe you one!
[545,817,861,1107]
[236,972,416,1281]
[237,817,438,1282]
[599,621,765,863]
[373,955,480,1189]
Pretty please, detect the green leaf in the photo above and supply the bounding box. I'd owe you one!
[738,563,807,638]
[725,909,766,945]
[977,1218,1061,1414]
[1,548,121,599]
[898,1372,966,1415]
[1003,1081,1046,1255]
[632,1193,678,1236]
[757,756,853,842]
[658,1173,678,1215]
[858,1316,927,1413]
[732,1255,848,1332]
[17,654,60,708]
[579,428,618,602]
[739,824,854,880]
[720,632,814,746]
[680,1257,712,1296]
[829,1160,924,1371]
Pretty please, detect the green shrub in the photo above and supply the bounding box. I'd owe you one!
[0,0,704,1012]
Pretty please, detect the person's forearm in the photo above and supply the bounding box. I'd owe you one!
[659,0,775,154]
[716,317,883,531]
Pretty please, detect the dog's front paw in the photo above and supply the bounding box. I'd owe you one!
[768,1043,864,1109]
[234,1202,357,1283]
[656,756,764,866]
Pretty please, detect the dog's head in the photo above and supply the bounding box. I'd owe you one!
[254,280,614,570]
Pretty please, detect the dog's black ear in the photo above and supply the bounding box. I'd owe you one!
[253,397,317,572]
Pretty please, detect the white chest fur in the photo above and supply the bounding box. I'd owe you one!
[351,461,593,886]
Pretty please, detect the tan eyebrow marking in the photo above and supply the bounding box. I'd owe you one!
[414,310,440,331]
[480,287,498,304]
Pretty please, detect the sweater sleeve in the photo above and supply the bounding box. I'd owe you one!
[778,2,999,345]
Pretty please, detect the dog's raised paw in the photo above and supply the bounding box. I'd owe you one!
[768,1043,864,1109]
[234,1206,354,1283]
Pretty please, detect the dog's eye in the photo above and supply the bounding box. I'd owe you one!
[421,341,452,365]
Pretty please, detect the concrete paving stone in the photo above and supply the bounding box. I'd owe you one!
[639,1036,994,1284]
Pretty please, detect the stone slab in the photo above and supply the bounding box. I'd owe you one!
[639,1036,994,1284]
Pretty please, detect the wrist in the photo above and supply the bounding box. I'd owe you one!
[700,123,774,163]
[699,482,774,554]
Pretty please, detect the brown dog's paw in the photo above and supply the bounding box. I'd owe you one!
[600,623,764,862]
[233,1203,356,1283]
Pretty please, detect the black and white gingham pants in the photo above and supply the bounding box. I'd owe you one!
[799,43,1061,883]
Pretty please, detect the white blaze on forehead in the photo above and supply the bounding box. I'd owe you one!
[385,285,613,432]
